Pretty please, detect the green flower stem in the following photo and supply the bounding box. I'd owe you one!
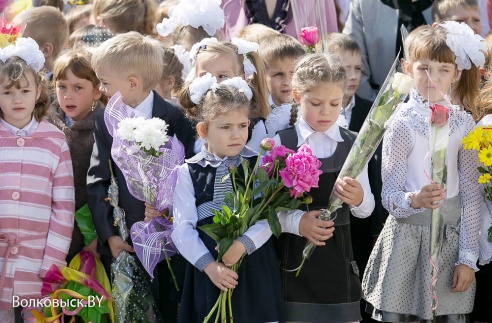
[165,257,179,292]
[203,292,222,323]
[250,185,284,225]
[243,148,265,199]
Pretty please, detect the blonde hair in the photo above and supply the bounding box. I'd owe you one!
[236,23,280,44]
[407,25,480,116]
[258,34,306,66]
[54,49,107,105]
[24,6,68,58]
[194,84,251,124]
[65,4,93,35]
[156,0,179,24]
[91,31,163,91]
[92,0,157,36]
[323,33,361,55]
[181,41,270,119]
[0,57,49,121]
[477,33,492,119]
[432,0,479,22]
[289,53,347,125]
[172,26,214,51]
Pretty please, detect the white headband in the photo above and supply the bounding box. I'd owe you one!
[440,21,486,70]
[0,37,45,72]
[231,38,259,79]
[156,0,224,38]
[189,73,253,104]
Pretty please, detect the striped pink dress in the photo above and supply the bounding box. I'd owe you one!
[0,119,74,310]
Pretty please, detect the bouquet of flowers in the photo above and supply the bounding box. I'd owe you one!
[291,0,326,53]
[104,92,184,290]
[463,126,492,242]
[200,138,322,323]
[296,57,413,275]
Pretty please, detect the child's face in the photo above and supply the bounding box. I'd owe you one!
[96,66,134,106]
[407,59,457,103]
[0,72,41,129]
[339,50,361,102]
[266,56,297,106]
[197,109,250,159]
[298,81,344,133]
[196,52,240,82]
[444,5,481,34]
[56,69,102,121]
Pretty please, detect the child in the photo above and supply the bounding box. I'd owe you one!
[257,33,305,137]
[47,49,105,263]
[236,23,279,44]
[92,0,157,36]
[22,6,69,78]
[362,23,483,322]
[0,38,75,322]
[180,39,269,153]
[154,46,184,104]
[274,53,375,323]
[86,31,195,322]
[68,24,113,49]
[64,4,92,35]
[172,74,285,323]
[432,0,482,35]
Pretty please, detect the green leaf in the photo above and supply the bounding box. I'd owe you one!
[256,167,269,183]
[267,206,281,237]
[217,237,234,261]
[198,223,227,242]
[478,166,489,174]
[220,173,231,183]
[252,180,277,197]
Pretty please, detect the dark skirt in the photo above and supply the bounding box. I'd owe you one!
[178,217,285,323]
[276,223,362,323]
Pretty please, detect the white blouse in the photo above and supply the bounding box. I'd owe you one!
[382,90,481,269]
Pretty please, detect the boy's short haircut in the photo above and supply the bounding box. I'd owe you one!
[91,31,164,91]
[237,23,280,44]
[258,34,306,66]
[432,0,479,22]
[324,33,361,55]
[24,6,69,58]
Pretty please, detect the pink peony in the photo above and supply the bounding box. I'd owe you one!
[279,144,322,198]
[261,145,295,175]
[260,138,275,151]
[299,26,319,46]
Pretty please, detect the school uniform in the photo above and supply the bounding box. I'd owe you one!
[172,146,285,323]
[274,117,375,323]
[87,91,195,322]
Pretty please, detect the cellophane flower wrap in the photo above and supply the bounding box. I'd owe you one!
[291,0,326,53]
[104,92,184,287]
[296,57,412,275]
[199,139,322,323]
[463,126,492,242]
[27,251,114,323]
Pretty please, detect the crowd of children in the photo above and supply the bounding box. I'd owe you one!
[1,0,492,322]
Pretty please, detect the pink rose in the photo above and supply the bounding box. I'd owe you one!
[299,26,319,46]
[279,144,323,198]
[430,104,449,127]
[261,145,295,175]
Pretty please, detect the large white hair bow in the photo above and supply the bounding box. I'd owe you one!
[156,0,224,38]
[440,21,486,70]
[0,37,45,72]
[189,73,253,104]
[231,38,260,79]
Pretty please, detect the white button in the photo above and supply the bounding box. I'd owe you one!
[10,246,18,255]
[11,192,19,200]
[16,138,24,147]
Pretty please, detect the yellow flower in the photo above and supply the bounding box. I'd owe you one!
[478,173,492,184]
[484,128,492,146]
[463,127,483,150]
[479,146,492,166]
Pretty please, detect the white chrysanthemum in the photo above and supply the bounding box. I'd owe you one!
[220,77,253,100]
[116,117,146,141]
[189,73,217,104]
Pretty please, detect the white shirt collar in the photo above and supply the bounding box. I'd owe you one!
[268,94,291,109]
[127,91,154,118]
[296,115,343,146]
[0,117,39,136]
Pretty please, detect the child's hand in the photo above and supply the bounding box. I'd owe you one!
[203,262,239,292]
[221,240,246,267]
[83,238,101,259]
[333,177,363,207]
[299,210,335,246]
[107,235,134,259]
[144,202,168,222]
[410,184,446,209]
[451,264,475,292]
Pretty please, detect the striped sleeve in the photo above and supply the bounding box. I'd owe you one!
[40,139,75,277]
